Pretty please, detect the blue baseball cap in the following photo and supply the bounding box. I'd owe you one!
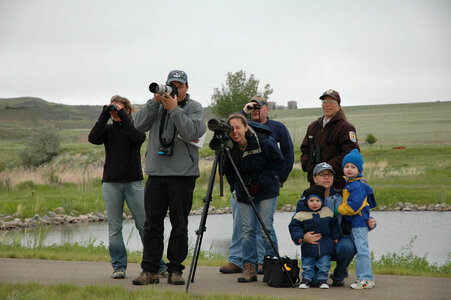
[313,162,335,176]
[166,70,188,85]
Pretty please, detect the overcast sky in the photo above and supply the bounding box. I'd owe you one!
[1,0,450,108]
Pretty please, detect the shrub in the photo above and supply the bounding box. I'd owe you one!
[366,133,377,149]
[19,126,61,167]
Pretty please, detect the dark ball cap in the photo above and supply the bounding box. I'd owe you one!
[250,95,268,106]
[319,89,341,104]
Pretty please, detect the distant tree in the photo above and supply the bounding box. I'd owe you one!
[211,70,273,118]
[20,125,61,167]
[365,133,377,149]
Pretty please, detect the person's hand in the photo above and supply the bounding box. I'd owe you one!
[303,231,321,245]
[248,182,261,196]
[154,93,164,103]
[243,102,256,115]
[109,102,124,121]
[334,239,338,244]
[368,217,376,229]
[161,93,177,111]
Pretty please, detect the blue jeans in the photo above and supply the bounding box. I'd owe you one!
[351,227,374,281]
[102,181,166,273]
[239,196,279,269]
[228,195,276,267]
[311,236,356,286]
[301,255,331,282]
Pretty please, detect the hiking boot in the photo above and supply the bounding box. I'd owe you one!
[219,262,242,274]
[159,270,169,278]
[298,280,310,289]
[350,279,375,289]
[237,263,257,283]
[168,272,185,285]
[112,270,125,279]
[257,264,264,274]
[319,281,329,289]
[132,272,159,285]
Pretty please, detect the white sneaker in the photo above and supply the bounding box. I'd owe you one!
[319,282,330,289]
[351,279,375,289]
[298,281,310,289]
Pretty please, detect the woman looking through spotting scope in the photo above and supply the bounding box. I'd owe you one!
[222,113,284,283]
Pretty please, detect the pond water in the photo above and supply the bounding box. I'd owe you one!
[5,211,451,265]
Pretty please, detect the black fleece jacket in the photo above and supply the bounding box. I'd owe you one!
[88,109,146,182]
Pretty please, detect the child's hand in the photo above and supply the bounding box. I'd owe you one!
[303,231,321,245]
[298,238,303,244]
[334,239,338,244]
[368,217,376,229]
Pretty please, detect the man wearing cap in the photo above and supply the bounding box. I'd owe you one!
[219,96,294,274]
[133,70,206,285]
[300,89,359,190]
[243,96,294,186]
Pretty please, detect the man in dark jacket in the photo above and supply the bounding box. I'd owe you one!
[289,185,340,289]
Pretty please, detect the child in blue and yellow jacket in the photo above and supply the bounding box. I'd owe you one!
[338,149,377,289]
[289,185,340,289]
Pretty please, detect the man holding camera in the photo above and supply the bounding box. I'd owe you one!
[132,70,206,286]
[219,96,294,274]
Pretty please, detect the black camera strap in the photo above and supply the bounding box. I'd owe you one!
[159,108,176,147]
[158,96,189,147]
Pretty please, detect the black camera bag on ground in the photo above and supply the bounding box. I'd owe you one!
[263,256,300,287]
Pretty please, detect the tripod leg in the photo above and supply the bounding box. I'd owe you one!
[185,151,220,293]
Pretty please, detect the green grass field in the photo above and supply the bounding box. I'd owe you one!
[1,101,450,218]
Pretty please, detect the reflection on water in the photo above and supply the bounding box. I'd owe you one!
[5,211,451,265]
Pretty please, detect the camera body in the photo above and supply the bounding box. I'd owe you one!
[149,82,178,97]
[158,145,174,156]
[103,104,118,112]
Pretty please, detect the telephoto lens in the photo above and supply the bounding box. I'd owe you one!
[149,82,178,97]
[207,118,233,134]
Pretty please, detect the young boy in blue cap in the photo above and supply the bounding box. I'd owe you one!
[289,185,340,289]
[338,149,377,289]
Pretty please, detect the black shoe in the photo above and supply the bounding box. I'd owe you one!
[329,274,344,286]
[332,279,344,286]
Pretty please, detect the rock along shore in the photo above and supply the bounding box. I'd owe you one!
[1,202,450,231]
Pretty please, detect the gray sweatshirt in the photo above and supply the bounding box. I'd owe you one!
[134,95,206,177]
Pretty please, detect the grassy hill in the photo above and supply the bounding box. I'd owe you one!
[0,97,104,140]
[1,97,450,146]
[0,98,450,216]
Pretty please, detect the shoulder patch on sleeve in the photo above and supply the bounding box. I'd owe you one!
[349,131,357,143]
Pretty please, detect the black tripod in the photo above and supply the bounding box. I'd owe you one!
[185,127,295,293]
